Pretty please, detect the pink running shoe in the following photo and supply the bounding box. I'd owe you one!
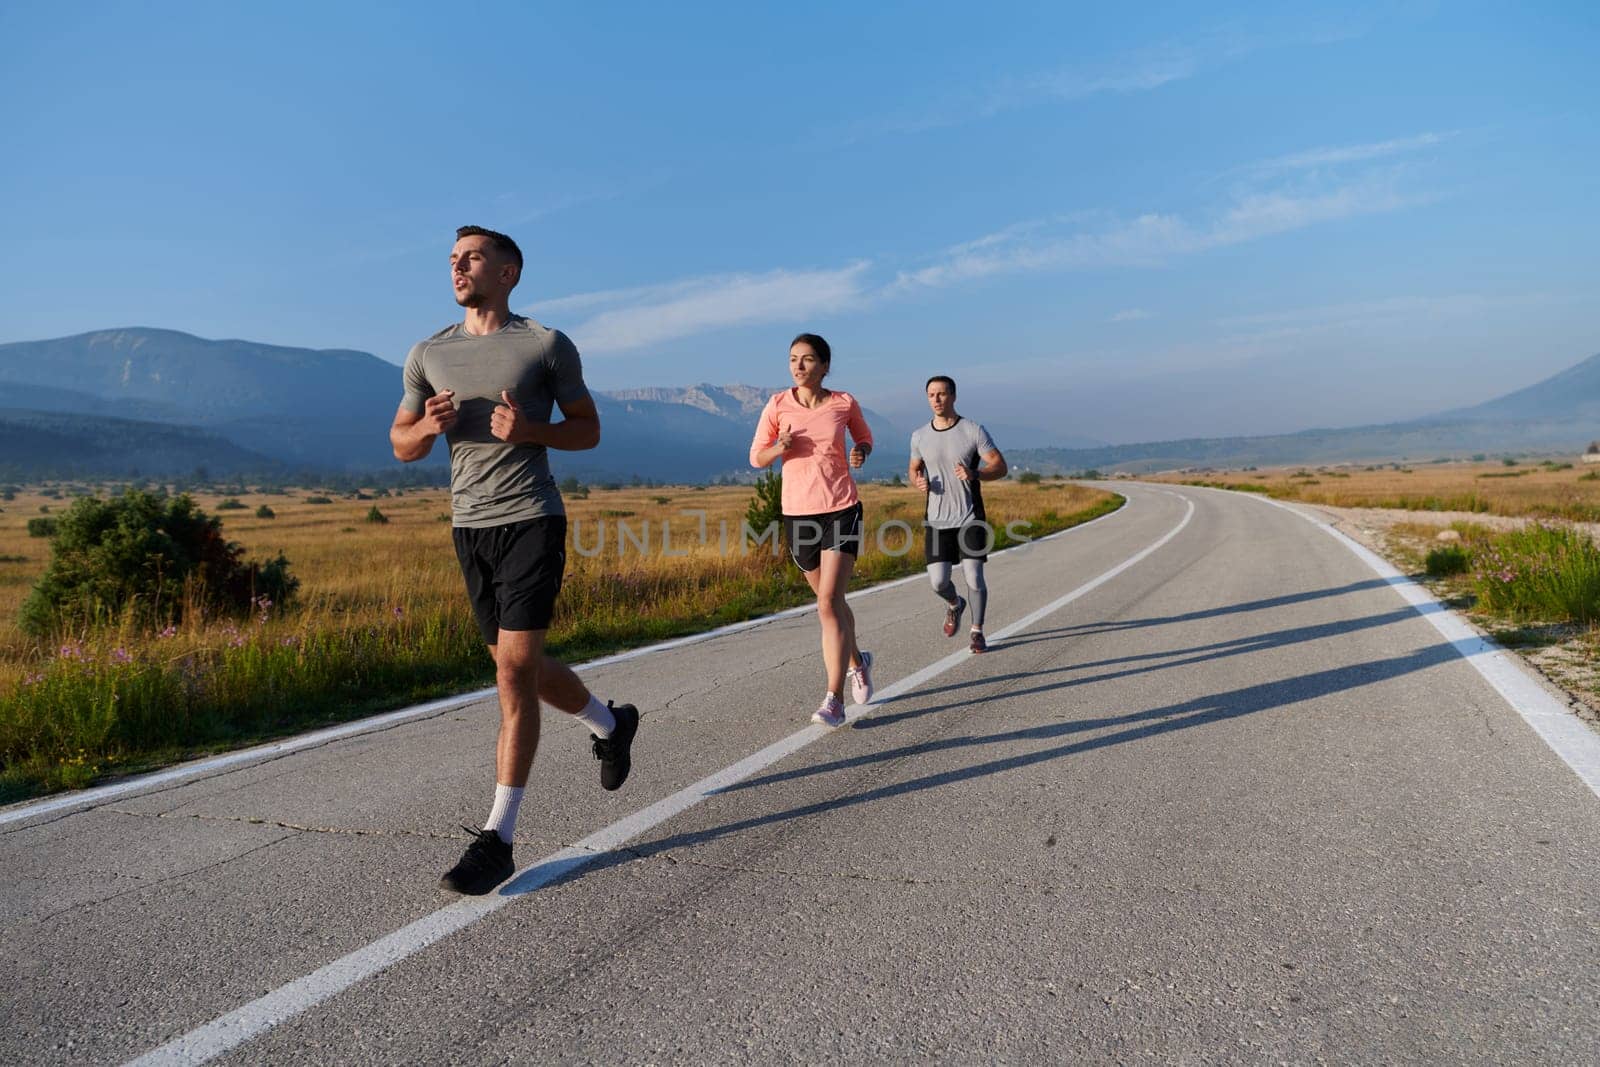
[812,694,846,728]
[847,650,874,705]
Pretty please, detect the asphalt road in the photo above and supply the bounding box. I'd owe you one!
[4,484,1599,1064]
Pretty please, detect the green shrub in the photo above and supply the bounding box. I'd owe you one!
[745,470,783,534]
[18,490,299,636]
[1425,544,1471,576]
[1017,471,1042,485]
[304,496,333,505]
[216,498,246,510]
[365,506,388,524]
[27,518,58,538]
[1472,523,1600,623]
[255,505,276,519]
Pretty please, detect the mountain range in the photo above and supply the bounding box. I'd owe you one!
[1008,358,1600,475]
[0,329,910,482]
[0,327,1595,482]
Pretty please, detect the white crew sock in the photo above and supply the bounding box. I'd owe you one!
[574,694,616,738]
[484,783,524,844]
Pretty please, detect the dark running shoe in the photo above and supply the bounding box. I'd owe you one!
[593,701,639,791]
[969,630,988,654]
[943,596,967,637]
[439,826,514,895]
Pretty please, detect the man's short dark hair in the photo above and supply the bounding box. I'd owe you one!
[926,375,956,395]
[455,225,524,272]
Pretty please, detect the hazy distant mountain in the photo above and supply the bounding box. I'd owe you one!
[605,383,771,420]
[1435,351,1600,423]
[5,328,1596,481]
[0,328,413,473]
[591,383,911,482]
[0,330,908,482]
[0,409,282,480]
[1012,353,1600,474]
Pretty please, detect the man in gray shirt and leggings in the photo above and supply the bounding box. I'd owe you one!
[909,375,1009,654]
[391,225,640,895]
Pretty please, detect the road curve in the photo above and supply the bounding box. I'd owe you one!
[3,484,1598,1064]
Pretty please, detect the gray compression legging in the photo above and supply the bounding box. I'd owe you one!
[928,559,987,628]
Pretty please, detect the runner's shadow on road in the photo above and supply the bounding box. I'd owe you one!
[860,605,1421,732]
[1014,577,1397,645]
[550,639,1463,887]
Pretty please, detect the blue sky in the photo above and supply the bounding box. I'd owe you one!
[2,1,1596,445]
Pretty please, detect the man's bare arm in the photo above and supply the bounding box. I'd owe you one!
[391,391,456,462]
[909,457,928,491]
[493,392,601,451]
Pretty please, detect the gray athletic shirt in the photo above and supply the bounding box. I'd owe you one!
[909,417,998,529]
[400,316,590,528]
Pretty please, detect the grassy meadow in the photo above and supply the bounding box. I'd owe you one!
[1149,457,1600,521]
[1149,459,1600,678]
[0,478,1119,800]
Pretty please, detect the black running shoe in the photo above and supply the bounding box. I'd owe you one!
[592,701,639,791]
[438,826,514,895]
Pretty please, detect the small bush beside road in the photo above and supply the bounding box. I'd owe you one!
[1468,523,1600,624]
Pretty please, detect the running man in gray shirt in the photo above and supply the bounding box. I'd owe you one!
[391,225,641,896]
[908,375,1008,653]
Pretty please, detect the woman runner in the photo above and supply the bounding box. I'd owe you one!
[749,333,876,726]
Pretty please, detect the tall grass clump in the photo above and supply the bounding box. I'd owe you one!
[0,606,485,799]
[1471,523,1600,623]
[1424,544,1471,577]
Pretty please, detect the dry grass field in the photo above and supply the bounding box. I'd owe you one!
[1146,458,1600,520]
[0,478,1116,798]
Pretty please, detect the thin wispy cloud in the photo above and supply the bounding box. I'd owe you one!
[891,176,1422,291]
[548,170,1426,354]
[535,264,872,353]
[825,22,1367,146]
[1253,131,1457,174]
[1214,291,1564,344]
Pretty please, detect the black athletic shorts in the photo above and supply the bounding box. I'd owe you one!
[452,516,567,642]
[784,502,863,573]
[925,521,992,564]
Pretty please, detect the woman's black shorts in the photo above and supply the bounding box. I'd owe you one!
[783,502,863,573]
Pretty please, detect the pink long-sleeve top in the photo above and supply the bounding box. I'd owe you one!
[749,388,874,515]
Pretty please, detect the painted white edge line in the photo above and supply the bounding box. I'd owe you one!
[1,493,1129,827]
[1194,484,1600,800]
[123,492,1189,1066]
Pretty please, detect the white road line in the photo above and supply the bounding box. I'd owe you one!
[123,493,1191,1066]
[1212,487,1600,800]
[3,495,1129,827]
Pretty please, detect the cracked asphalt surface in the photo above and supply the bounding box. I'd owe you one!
[3,484,1599,1063]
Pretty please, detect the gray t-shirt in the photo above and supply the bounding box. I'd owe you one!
[400,316,591,528]
[909,417,999,529]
